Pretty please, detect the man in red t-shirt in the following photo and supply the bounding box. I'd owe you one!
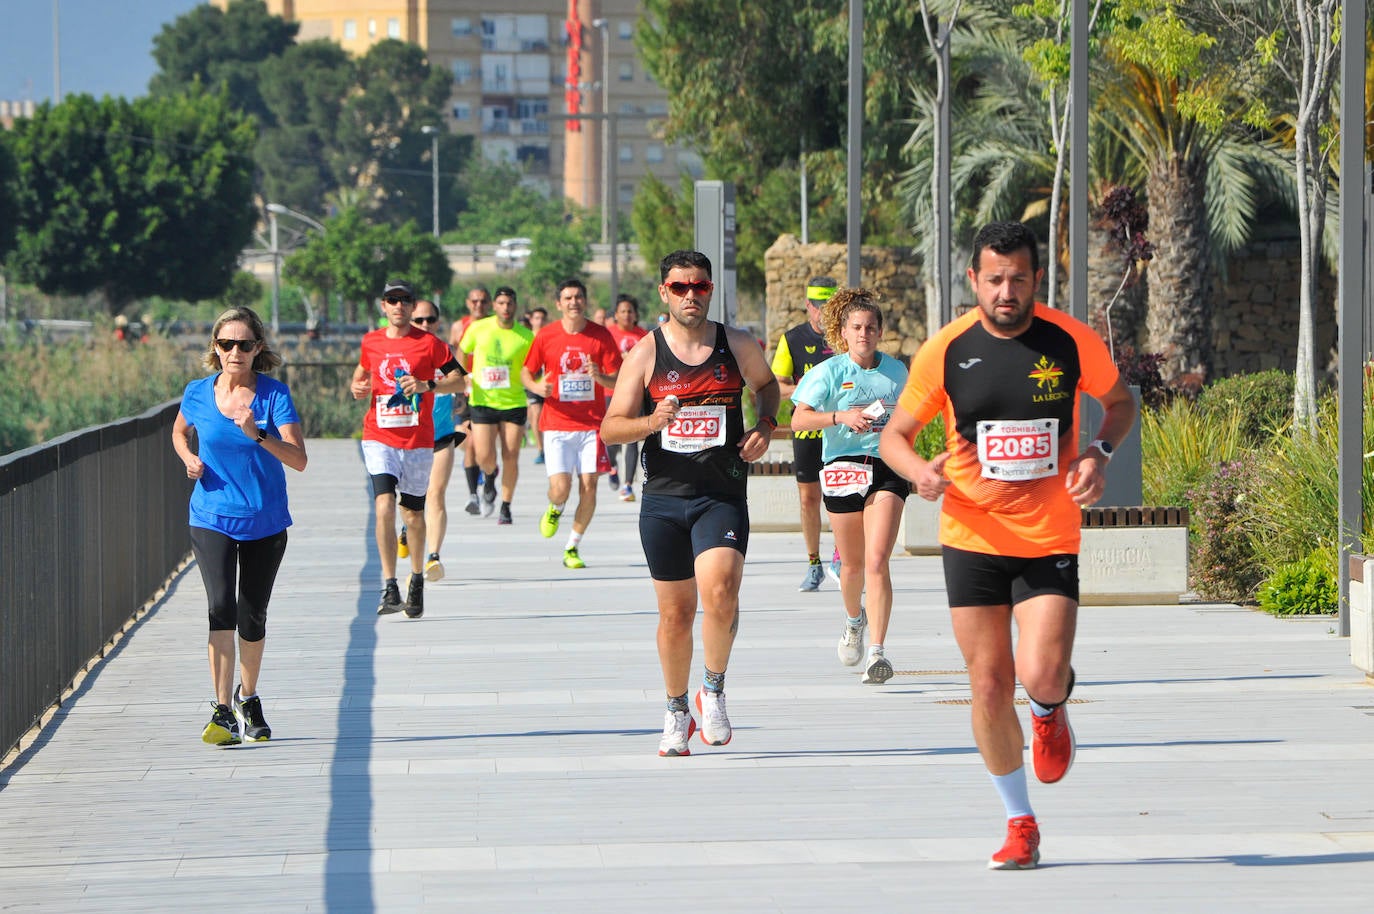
[520,279,622,569]
[605,294,648,501]
[350,279,466,618]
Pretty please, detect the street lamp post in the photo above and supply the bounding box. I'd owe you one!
[265,203,327,334]
[591,19,611,246]
[421,125,440,239]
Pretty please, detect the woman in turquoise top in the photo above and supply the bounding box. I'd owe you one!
[790,288,910,685]
[172,307,308,747]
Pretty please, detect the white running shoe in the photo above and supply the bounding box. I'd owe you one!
[826,546,842,584]
[837,618,866,666]
[862,647,894,684]
[695,688,732,746]
[480,488,497,518]
[658,708,696,757]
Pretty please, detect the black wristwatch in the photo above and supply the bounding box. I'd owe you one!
[427,379,436,392]
[256,427,268,443]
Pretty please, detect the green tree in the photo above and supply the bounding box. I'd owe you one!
[149,0,298,125]
[630,175,696,275]
[0,132,17,260]
[255,40,355,215]
[637,0,928,292]
[5,91,257,314]
[282,208,451,324]
[521,221,595,302]
[447,158,570,243]
[334,40,455,229]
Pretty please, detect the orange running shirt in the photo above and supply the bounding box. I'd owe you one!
[898,304,1120,557]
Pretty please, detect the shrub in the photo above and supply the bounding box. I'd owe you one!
[1140,396,1246,507]
[913,412,947,460]
[1114,346,1168,409]
[1197,369,1294,444]
[1256,550,1338,616]
[1188,460,1264,602]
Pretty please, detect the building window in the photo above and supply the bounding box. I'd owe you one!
[343,19,356,40]
[452,103,472,121]
[368,19,377,38]
[452,60,473,84]
[618,183,635,206]
[619,21,633,40]
[451,18,473,37]
[645,144,664,164]
[618,62,633,81]
[387,18,400,38]
[619,143,634,163]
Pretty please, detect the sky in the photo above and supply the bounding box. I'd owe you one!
[0,0,205,104]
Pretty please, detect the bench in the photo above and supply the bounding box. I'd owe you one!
[901,499,1190,605]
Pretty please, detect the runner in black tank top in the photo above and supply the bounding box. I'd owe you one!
[640,322,748,500]
[600,249,781,758]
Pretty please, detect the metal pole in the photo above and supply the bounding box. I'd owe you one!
[52,0,60,100]
[1338,0,1367,638]
[609,114,619,312]
[269,210,280,335]
[594,19,610,245]
[800,136,809,245]
[937,19,951,326]
[1069,0,1089,323]
[431,133,439,238]
[845,0,862,287]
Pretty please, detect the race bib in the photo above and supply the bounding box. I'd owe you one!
[976,418,1058,480]
[662,404,727,453]
[559,373,594,402]
[375,395,420,429]
[480,365,511,389]
[820,460,874,498]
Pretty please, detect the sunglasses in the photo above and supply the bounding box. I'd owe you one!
[665,280,713,296]
[384,296,413,305]
[412,315,439,325]
[215,338,259,353]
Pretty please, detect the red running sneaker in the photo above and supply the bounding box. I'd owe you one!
[1031,704,1076,784]
[988,815,1041,870]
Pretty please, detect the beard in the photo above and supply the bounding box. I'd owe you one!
[984,297,1033,331]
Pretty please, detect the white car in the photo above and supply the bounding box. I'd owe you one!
[494,237,532,269]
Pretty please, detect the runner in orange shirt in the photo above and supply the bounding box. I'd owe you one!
[880,221,1135,871]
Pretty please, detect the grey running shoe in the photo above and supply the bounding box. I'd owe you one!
[862,647,894,684]
[377,579,403,615]
[480,486,497,518]
[799,563,824,592]
[233,685,271,742]
[464,493,481,516]
[837,618,866,667]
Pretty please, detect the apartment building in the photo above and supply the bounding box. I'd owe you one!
[214,0,702,223]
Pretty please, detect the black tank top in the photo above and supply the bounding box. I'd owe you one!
[641,323,748,499]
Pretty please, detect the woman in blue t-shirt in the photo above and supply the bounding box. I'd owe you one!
[790,288,910,686]
[171,307,308,747]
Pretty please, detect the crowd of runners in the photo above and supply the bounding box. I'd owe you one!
[174,221,1135,871]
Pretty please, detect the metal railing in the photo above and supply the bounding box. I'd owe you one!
[0,400,191,758]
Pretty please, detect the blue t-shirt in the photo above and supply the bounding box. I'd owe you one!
[792,351,908,463]
[432,392,455,439]
[179,373,299,540]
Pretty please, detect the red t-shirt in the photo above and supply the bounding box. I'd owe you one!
[523,320,622,431]
[358,326,456,448]
[607,322,648,355]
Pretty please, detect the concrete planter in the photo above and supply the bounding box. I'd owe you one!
[1349,556,1374,680]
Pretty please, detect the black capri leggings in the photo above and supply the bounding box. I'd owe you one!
[189,526,288,642]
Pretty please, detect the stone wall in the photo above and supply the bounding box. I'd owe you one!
[764,234,1338,382]
[1211,239,1337,379]
[763,235,926,360]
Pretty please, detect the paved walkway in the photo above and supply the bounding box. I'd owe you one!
[2,439,1371,913]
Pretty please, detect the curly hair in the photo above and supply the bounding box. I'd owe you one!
[821,287,884,353]
[202,306,283,374]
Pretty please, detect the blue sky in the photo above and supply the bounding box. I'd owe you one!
[0,0,205,104]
